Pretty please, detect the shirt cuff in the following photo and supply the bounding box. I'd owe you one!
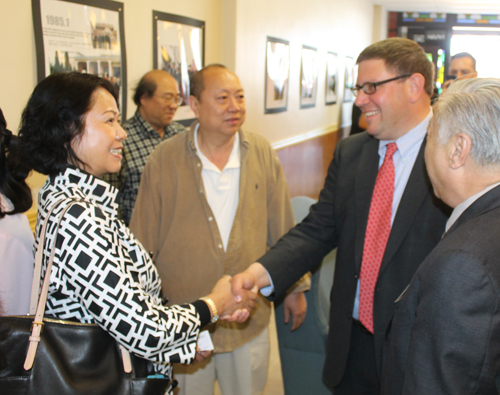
[260,268,275,297]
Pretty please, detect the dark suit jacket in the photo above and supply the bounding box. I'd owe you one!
[260,132,450,388]
[383,185,500,395]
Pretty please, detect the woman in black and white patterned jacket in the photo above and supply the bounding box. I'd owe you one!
[10,72,257,393]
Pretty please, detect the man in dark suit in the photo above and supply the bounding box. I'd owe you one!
[232,37,450,395]
[383,78,500,394]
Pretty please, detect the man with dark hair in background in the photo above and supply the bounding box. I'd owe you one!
[104,69,185,225]
[442,52,478,93]
[232,37,451,395]
[449,51,477,79]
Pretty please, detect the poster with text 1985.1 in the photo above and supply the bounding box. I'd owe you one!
[32,0,127,116]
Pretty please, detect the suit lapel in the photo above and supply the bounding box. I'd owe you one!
[379,138,431,274]
[354,137,380,272]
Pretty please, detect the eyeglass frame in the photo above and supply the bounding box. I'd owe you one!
[154,93,183,106]
[350,74,412,97]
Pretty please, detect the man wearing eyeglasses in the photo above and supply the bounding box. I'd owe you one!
[104,69,186,225]
[232,37,451,395]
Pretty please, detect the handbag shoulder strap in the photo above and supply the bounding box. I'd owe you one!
[24,197,132,373]
[29,198,73,314]
[25,198,83,370]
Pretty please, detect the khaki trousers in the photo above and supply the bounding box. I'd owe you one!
[174,327,270,395]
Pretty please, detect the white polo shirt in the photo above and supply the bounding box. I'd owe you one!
[194,126,241,251]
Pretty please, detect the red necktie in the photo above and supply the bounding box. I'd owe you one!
[359,142,398,334]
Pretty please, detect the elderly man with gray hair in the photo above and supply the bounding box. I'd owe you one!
[383,78,500,394]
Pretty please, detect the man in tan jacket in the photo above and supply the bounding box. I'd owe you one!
[130,64,309,395]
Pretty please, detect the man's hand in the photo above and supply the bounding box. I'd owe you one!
[283,292,307,331]
[231,262,271,302]
[206,275,258,323]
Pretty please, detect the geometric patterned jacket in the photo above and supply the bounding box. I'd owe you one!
[34,166,202,381]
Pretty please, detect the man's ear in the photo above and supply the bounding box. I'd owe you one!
[189,95,200,118]
[449,133,471,169]
[139,93,151,107]
[407,73,426,103]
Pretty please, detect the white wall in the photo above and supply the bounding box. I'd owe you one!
[0,0,374,191]
[229,0,373,143]
[373,5,388,43]
[0,0,223,133]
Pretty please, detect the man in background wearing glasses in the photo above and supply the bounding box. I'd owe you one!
[104,69,185,225]
[232,37,451,395]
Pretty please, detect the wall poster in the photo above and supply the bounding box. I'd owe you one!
[153,11,205,126]
[344,56,355,103]
[325,51,338,105]
[300,45,318,109]
[265,36,290,114]
[32,0,127,116]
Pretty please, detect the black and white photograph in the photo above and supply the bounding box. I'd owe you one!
[265,36,290,114]
[344,55,355,102]
[153,11,205,123]
[325,51,338,105]
[300,45,318,109]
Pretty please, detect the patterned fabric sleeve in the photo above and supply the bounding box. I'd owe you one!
[47,200,201,366]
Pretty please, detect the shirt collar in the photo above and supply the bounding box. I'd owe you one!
[193,124,240,173]
[445,180,500,232]
[378,108,432,158]
[54,166,120,217]
[134,109,166,138]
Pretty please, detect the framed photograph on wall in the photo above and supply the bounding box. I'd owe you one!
[32,0,127,116]
[265,36,290,114]
[325,51,338,105]
[344,56,355,102]
[300,45,318,109]
[153,11,205,126]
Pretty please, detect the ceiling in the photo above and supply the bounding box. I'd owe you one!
[374,0,500,14]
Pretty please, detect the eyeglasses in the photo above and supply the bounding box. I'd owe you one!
[351,74,412,96]
[155,93,183,106]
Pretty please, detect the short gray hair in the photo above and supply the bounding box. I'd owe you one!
[431,78,500,167]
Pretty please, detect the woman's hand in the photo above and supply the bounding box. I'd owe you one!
[194,347,211,364]
[205,275,258,323]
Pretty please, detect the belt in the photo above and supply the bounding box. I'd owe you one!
[352,319,372,335]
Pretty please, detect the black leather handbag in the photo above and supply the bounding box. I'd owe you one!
[0,200,172,394]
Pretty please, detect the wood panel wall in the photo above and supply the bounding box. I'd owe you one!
[275,128,344,199]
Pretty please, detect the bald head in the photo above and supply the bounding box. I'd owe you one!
[133,70,178,106]
[190,64,230,102]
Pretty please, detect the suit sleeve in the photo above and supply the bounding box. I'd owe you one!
[401,250,500,394]
[259,141,340,298]
[266,146,311,293]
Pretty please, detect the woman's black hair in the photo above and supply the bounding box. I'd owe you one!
[11,72,118,178]
[0,108,32,218]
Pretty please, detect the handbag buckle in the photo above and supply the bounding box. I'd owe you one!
[31,320,44,334]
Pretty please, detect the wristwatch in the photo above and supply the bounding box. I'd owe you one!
[199,297,219,324]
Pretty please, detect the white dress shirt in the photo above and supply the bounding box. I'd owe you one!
[352,110,431,319]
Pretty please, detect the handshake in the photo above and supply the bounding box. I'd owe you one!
[203,263,270,323]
